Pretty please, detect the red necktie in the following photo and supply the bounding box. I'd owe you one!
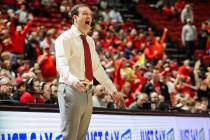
[80,35,93,81]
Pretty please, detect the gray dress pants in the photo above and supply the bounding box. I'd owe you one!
[57,83,93,140]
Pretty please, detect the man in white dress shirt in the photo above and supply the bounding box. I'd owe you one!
[181,18,197,59]
[55,3,123,140]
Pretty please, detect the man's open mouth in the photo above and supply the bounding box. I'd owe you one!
[85,21,90,25]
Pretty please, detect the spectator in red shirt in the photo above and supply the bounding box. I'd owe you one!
[37,46,57,81]
[178,59,192,79]
[175,0,186,13]
[144,43,155,64]
[165,6,179,20]
[114,58,125,91]
[149,27,168,60]
[120,81,135,108]
[20,78,44,103]
[133,32,147,50]
[174,75,196,98]
[133,64,147,92]
[9,17,33,54]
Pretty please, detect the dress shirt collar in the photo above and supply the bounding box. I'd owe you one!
[71,25,87,36]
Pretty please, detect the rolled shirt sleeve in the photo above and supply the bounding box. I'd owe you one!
[90,39,117,94]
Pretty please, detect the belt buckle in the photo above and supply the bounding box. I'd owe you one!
[81,79,93,90]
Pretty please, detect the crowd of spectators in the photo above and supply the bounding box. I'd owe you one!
[0,0,209,113]
[150,0,210,56]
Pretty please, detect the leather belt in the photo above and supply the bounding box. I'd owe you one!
[80,80,93,90]
[59,80,93,91]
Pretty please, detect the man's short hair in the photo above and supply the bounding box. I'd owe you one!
[0,76,11,85]
[17,81,26,89]
[70,3,90,23]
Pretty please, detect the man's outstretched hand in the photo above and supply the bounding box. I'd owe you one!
[112,92,125,109]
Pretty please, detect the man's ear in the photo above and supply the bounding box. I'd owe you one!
[72,15,77,24]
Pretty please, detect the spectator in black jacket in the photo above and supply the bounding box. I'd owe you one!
[198,22,209,50]
[142,69,171,104]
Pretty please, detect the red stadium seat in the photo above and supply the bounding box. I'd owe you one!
[195,49,205,60]
[203,55,210,66]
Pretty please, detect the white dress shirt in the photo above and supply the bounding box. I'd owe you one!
[55,25,117,94]
[181,8,194,24]
[181,24,197,42]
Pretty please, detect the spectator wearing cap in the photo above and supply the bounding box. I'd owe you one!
[37,45,57,81]
[181,18,197,59]
[20,78,44,103]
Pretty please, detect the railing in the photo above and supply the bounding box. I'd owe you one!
[0,103,210,117]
